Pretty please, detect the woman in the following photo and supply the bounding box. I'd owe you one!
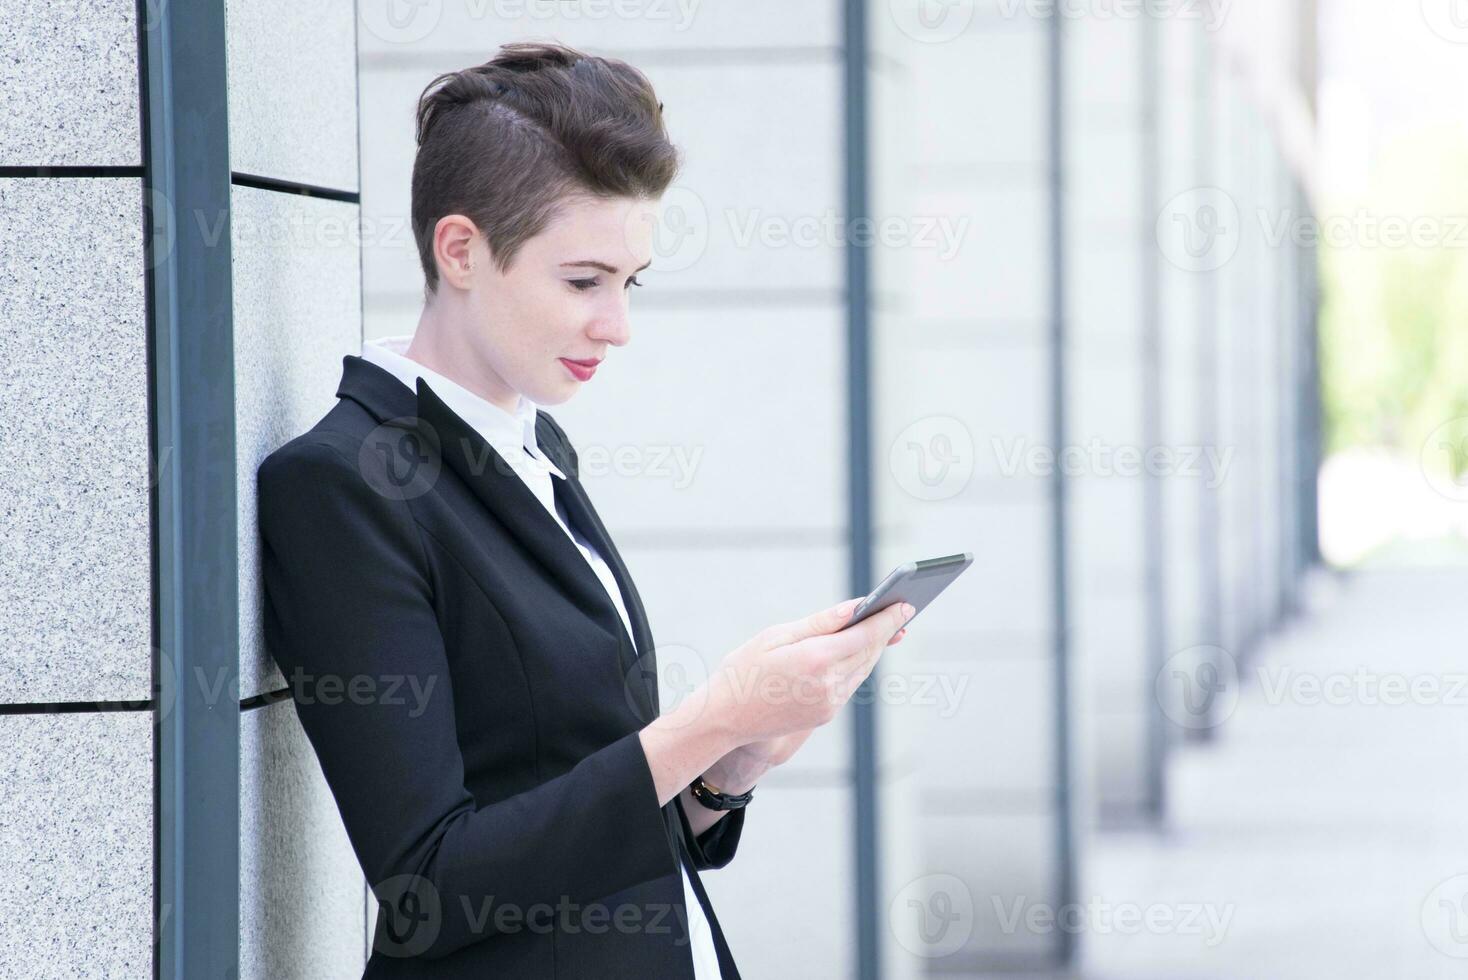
[256,41,913,979]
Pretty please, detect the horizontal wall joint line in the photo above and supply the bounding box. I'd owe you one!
[232,171,360,203]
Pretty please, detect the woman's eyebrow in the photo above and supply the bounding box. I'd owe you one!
[560,258,653,274]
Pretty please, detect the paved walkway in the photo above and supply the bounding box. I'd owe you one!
[1075,566,1468,978]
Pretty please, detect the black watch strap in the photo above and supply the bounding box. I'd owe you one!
[689,774,754,811]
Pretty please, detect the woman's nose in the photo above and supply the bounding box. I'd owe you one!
[589,308,631,346]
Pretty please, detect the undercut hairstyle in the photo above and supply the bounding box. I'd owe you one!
[410,40,681,299]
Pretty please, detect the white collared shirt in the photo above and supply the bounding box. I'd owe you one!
[361,334,722,979]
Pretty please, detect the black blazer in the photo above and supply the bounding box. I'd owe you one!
[256,354,746,979]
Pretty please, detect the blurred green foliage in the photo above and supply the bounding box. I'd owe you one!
[1319,124,1468,478]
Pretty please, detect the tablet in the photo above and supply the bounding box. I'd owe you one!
[845,552,974,630]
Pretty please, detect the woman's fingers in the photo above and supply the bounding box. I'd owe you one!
[760,595,867,649]
[731,599,913,738]
[832,639,886,702]
[823,603,912,698]
[828,601,912,667]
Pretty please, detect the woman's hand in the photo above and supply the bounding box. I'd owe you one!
[707,612,910,790]
[705,596,914,753]
[646,597,912,813]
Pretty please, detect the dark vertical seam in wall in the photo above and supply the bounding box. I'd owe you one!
[1303,183,1322,566]
[1194,30,1223,744]
[1243,109,1265,662]
[843,0,878,978]
[1300,0,1322,570]
[1276,162,1295,617]
[1047,8,1076,968]
[1139,10,1168,822]
[136,0,159,974]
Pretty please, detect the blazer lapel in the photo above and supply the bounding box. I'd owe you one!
[410,377,623,630]
[335,354,660,721]
[536,415,662,723]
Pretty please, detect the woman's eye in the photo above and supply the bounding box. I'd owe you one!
[570,276,643,292]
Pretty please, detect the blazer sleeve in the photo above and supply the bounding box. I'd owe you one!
[256,438,678,960]
[673,794,746,871]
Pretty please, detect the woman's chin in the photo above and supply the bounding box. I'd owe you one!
[527,380,577,407]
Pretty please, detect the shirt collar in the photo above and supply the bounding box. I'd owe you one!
[360,334,565,481]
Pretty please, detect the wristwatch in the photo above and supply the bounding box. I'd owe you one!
[689,773,754,811]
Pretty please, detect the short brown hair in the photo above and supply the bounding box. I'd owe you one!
[410,41,681,299]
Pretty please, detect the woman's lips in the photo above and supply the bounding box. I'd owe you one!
[560,358,598,381]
